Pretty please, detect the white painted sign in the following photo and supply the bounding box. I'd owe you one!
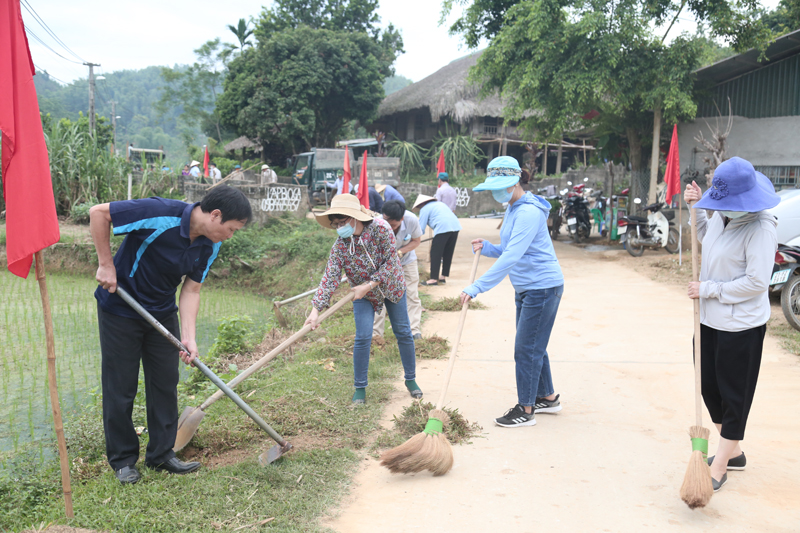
[455,187,471,207]
[260,187,302,212]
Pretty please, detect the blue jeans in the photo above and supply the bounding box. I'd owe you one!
[353,293,416,388]
[514,285,563,406]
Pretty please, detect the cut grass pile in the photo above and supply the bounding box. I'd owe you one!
[422,295,487,312]
[374,400,483,450]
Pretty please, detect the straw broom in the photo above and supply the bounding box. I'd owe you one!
[679,201,714,508]
[380,252,481,476]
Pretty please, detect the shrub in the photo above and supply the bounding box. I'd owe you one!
[69,199,98,224]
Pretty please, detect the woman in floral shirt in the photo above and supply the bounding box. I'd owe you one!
[305,194,422,405]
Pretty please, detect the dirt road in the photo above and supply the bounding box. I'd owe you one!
[326,218,800,532]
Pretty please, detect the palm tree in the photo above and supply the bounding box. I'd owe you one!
[228,18,253,51]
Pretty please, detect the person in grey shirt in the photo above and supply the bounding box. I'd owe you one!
[684,157,779,493]
[435,172,457,212]
[374,200,424,339]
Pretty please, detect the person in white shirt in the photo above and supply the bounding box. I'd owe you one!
[435,172,457,212]
[209,162,222,183]
[261,164,278,185]
[189,160,202,181]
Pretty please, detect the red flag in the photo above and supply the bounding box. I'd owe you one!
[203,145,209,178]
[664,125,680,206]
[436,149,445,187]
[356,150,369,208]
[342,145,351,194]
[0,1,60,278]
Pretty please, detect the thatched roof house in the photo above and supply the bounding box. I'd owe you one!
[224,136,262,153]
[370,51,528,162]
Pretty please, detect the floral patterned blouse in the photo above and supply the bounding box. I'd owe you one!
[312,217,406,313]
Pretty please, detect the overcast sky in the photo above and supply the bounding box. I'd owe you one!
[23,0,781,86]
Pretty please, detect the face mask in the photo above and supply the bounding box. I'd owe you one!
[492,188,513,204]
[336,220,355,239]
[721,211,748,219]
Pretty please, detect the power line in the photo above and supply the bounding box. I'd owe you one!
[33,65,70,86]
[25,27,83,65]
[21,0,87,64]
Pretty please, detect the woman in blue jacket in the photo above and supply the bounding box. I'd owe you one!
[460,156,565,428]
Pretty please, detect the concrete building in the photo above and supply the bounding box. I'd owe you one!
[678,29,800,189]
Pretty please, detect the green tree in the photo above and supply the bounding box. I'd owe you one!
[217,26,396,152]
[228,18,254,51]
[761,0,800,35]
[464,0,771,178]
[158,38,231,144]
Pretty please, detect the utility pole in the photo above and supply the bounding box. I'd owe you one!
[111,101,117,154]
[84,62,100,137]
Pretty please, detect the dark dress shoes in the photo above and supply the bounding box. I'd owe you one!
[115,465,141,484]
[146,457,201,474]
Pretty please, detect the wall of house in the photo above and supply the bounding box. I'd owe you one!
[185,183,309,225]
[394,183,500,217]
[678,115,800,171]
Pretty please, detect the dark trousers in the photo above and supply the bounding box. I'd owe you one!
[699,323,765,441]
[430,231,459,280]
[98,304,180,470]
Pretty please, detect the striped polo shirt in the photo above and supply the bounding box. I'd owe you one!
[94,197,221,319]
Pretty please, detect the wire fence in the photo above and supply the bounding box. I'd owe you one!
[0,270,271,468]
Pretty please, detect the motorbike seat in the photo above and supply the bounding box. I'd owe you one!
[663,210,675,221]
[628,215,648,223]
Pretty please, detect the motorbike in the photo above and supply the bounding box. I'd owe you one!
[619,198,679,256]
[563,182,592,243]
[538,188,563,239]
[770,244,800,332]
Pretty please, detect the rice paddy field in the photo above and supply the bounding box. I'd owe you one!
[0,270,270,467]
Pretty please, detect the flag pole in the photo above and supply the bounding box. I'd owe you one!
[35,250,74,518]
[679,195,683,266]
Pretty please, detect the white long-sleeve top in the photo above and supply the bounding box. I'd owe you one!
[694,208,778,331]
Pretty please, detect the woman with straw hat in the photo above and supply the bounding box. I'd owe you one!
[683,157,779,492]
[305,194,422,405]
[459,156,565,428]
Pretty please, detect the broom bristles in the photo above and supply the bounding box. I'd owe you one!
[680,425,713,509]
[380,409,453,475]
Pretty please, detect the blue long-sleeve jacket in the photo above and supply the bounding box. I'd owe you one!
[464,192,563,297]
[418,200,461,236]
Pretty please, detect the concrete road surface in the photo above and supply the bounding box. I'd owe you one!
[325,218,800,532]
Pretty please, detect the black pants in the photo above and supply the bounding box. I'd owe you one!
[699,323,765,441]
[98,304,180,470]
[430,231,459,280]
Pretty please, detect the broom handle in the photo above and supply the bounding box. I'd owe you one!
[201,292,356,409]
[690,204,703,427]
[435,251,482,409]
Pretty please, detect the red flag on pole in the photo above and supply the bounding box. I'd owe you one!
[664,125,680,206]
[203,145,209,178]
[356,150,369,208]
[0,0,60,277]
[342,145,351,194]
[436,149,445,187]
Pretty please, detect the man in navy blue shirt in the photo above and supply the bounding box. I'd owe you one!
[90,186,252,484]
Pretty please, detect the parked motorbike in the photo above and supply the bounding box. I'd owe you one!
[619,198,679,256]
[770,244,800,332]
[539,188,563,239]
[559,179,590,242]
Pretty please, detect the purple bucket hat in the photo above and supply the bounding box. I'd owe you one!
[694,157,780,212]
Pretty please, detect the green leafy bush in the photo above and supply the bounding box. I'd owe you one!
[209,315,255,357]
[69,199,98,224]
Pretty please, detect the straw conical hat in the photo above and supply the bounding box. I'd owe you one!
[412,194,436,210]
[315,194,375,229]
[375,184,387,194]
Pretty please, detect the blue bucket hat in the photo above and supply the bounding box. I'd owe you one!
[694,157,779,212]
[474,156,521,191]
[438,172,449,181]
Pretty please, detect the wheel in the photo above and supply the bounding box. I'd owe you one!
[626,232,645,257]
[573,228,583,243]
[665,227,680,254]
[781,275,800,332]
[550,224,560,239]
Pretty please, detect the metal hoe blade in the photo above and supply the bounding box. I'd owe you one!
[174,407,205,452]
[259,442,293,465]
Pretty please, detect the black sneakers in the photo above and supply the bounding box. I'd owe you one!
[495,404,536,428]
[534,394,562,414]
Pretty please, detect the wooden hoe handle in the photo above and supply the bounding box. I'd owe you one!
[690,205,703,427]
[435,251,482,409]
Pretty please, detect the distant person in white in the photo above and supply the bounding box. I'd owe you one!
[189,160,202,180]
[435,172,457,212]
[261,164,277,185]
[209,161,222,183]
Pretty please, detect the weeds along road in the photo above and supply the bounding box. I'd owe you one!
[326,217,800,532]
